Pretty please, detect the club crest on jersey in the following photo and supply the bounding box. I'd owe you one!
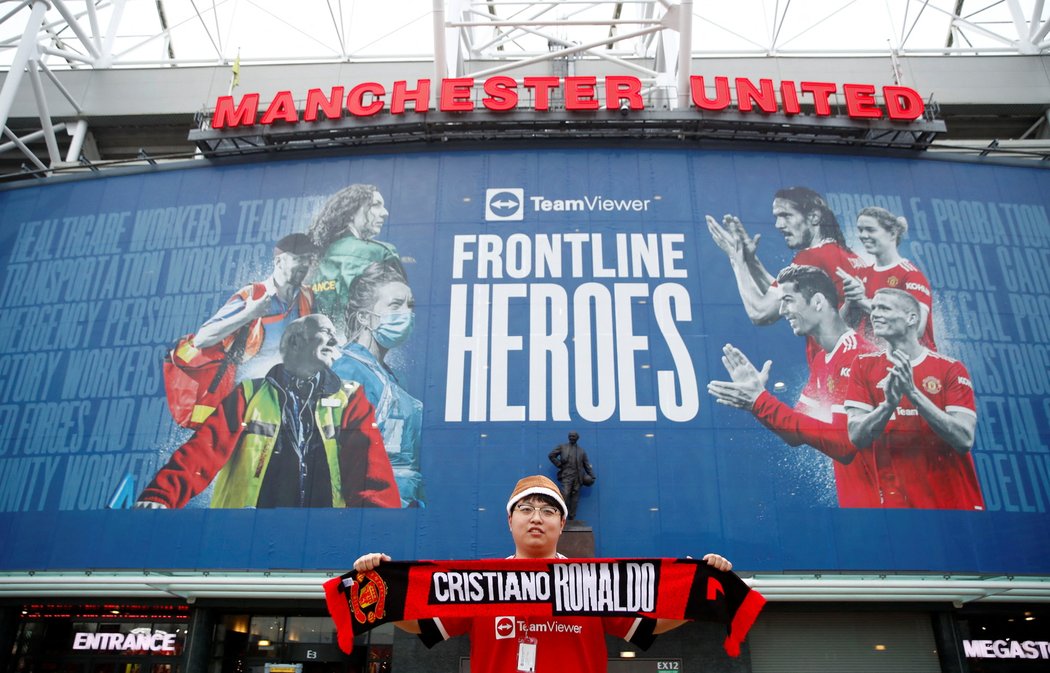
[887,275,900,288]
[922,376,942,394]
[825,376,836,394]
[350,570,388,625]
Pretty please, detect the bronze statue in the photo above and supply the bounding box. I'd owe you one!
[548,431,595,520]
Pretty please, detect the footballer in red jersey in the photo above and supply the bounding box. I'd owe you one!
[839,207,938,350]
[708,265,880,507]
[706,187,864,363]
[844,288,984,510]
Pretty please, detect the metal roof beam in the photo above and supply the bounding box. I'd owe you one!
[84,0,102,54]
[466,23,663,78]
[0,0,49,133]
[1,126,52,171]
[465,9,660,77]
[27,57,61,165]
[917,0,1046,53]
[51,0,103,61]
[673,1,689,109]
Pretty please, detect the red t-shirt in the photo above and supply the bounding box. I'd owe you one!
[843,350,984,510]
[425,613,651,673]
[856,260,937,350]
[779,240,866,362]
[789,240,867,301]
[797,330,876,418]
[752,330,881,507]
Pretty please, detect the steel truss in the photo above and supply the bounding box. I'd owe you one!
[1,1,1049,178]
[0,0,129,177]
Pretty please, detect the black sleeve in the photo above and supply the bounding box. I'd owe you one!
[417,618,446,648]
[627,617,658,650]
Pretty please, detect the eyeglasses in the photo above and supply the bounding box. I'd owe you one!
[514,503,562,519]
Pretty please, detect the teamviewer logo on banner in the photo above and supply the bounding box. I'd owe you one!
[494,616,516,639]
[486,188,524,221]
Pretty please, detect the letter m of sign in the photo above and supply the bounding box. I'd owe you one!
[212,94,261,128]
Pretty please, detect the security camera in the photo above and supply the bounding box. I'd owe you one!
[619,100,631,116]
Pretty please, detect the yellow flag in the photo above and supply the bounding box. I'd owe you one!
[231,54,241,89]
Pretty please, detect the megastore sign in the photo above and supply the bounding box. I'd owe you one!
[210,75,926,128]
[0,147,1047,575]
[963,639,1050,660]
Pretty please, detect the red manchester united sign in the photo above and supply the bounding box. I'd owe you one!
[210,75,926,129]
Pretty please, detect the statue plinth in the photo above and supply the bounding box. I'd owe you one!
[558,520,595,558]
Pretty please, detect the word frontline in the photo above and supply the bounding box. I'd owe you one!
[429,561,657,613]
[211,75,926,128]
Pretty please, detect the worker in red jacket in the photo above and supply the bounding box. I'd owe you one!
[138,314,400,509]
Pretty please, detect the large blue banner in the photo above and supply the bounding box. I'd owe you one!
[0,148,1047,573]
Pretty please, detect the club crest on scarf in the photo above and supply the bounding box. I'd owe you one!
[349,569,388,624]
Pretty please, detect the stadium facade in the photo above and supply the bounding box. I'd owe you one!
[1,2,1049,673]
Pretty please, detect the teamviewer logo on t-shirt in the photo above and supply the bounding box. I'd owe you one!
[486,188,524,221]
[494,616,516,639]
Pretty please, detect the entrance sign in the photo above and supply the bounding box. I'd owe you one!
[72,629,177,652]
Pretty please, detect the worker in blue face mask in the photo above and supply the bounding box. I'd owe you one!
[368,308,415,349]
[332,260,425,507]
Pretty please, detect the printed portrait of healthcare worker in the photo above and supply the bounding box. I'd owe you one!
[333,260,425,506]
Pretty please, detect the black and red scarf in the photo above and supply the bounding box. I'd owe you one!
[325,558,765,656]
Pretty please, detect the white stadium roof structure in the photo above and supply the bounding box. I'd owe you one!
[0,0,1049,182]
